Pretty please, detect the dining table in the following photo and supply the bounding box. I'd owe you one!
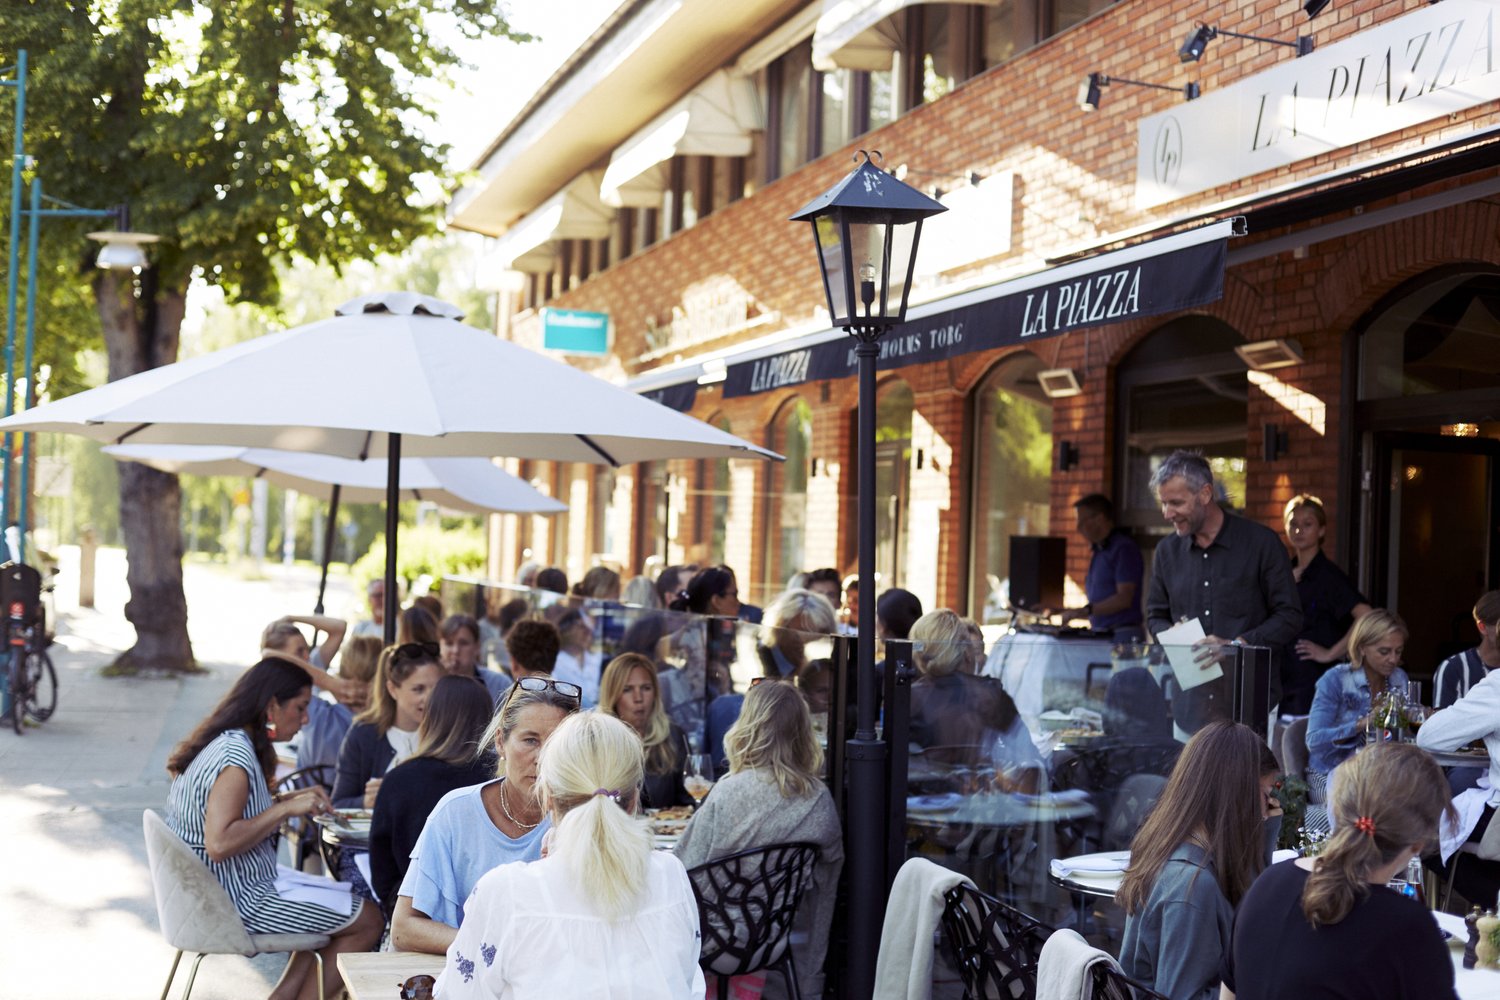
[338,951,444,1000]
[1436,910,1500,999]
[1424,746,1493,770]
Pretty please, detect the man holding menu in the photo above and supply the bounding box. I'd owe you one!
[1145,450,1302,732]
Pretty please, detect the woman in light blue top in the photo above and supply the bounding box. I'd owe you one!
[1306,609,1410,776]
[390,675,580,955]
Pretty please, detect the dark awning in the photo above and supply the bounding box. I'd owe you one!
[642,381,699,412]
[722,218,1239,398]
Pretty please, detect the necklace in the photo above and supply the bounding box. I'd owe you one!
[497,778,540,830]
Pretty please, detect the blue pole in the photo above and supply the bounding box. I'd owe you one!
[2,49,26,556]
[18,175,39,565]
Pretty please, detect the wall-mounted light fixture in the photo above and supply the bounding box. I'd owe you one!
[1234,338,1304,371]
[1057,440,1080,472]
[1263,423,1289,462]
[1179,22,1314,62]
[1038,368,1083,398]
[1303,0,1332,17]
[1078,72,1200,112]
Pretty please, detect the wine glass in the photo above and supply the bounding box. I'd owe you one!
[683,753,715,808]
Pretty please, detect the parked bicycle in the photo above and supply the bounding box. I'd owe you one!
[4,562,55,735]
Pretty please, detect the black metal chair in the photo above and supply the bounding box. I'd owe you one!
[1088,961,1172,1000]
[1052,739,1183,856]
[939,882,1055,999]
[685,841,820,1000]
[272,764,333,872]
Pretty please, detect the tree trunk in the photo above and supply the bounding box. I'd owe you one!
[95,269,195,672]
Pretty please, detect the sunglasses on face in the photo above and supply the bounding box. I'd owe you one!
[504,674,583,707]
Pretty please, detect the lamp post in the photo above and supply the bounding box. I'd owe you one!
[790,151,944,996]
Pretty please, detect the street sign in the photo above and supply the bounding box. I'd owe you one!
[541,308,610,355]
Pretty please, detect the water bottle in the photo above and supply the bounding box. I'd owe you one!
[1405,856,1426,906]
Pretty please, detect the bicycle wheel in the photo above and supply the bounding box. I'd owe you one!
[23,650,55,723]
[7,648,24,735]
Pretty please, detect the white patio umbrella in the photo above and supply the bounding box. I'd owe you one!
[103,444,569,615]
[5,291,779,640]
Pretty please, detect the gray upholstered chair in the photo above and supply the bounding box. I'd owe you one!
[143,809,329,1000]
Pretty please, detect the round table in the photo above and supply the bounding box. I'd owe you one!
[1424,747,1491,769]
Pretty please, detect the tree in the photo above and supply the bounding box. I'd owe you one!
[0,2,526,671]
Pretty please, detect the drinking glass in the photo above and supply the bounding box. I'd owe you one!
[683,753,715,807]
[1405,680,1423,707]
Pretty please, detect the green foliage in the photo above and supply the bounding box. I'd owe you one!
[1271,771,1310,851]
[351,521,486,595]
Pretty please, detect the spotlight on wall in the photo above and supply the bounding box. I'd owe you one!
[1038,368,1084,398]
[1234,338,1304,371]
[1078,72,1200,112]
[1303,0,1332,17]
[1179,23,1314,62]
[1056,440,1081,473]
[1263,424,1290,463]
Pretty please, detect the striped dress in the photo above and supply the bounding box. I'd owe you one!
[167,729,354,934]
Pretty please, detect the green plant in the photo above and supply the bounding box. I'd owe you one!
[351,523,487,597]
[1271,772,1309,851]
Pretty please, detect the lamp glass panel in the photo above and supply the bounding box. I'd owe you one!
[813,215,853,324]
[847,219,888,320]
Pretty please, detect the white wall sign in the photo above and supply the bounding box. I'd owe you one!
[1136,0,1500,209]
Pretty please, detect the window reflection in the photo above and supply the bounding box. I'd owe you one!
[1359,271,1500,399]
[762,398,812,603]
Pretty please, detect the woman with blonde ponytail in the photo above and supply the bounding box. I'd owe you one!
[1221,743,1457,1000]
[434,712,705,999]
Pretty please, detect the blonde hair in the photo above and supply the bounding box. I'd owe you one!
[478,681,580,778]
[537,712,652,921]
[599,653,678,775]
[339,636,382,685]
[1302,743,1453,926]
[909,609,969,678]
[724,680,823,798]
[1348,609,1406,670]
[354,642,440,734]
[261,620,306,652]
[1282,492,1328,531]
[760,588,838,640]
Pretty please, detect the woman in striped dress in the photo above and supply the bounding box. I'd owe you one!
[166,658,383,1000]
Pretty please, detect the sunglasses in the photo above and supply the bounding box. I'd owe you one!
[504,674,583,707]
[398,975,435,1000]
[392,642,440,662]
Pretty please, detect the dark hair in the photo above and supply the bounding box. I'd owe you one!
[1476,591,1500,629]
[440,613,480,643]
[507,619,560,674]
[535,567,569,595]
[497,598,530,635]
[669,566,735,614]
[621,613,667,661]
[655,566,685,602]
[413,594,443,623]
[1118,721,1266,913]
[805,567,841,590]
[1073,493,1115,521]
[397,605,439,645]
[876,588,924,640]
[413,674,494,764]
[577,566,622,599]
[167,659,312,782]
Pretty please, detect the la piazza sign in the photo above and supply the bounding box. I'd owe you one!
[1136,0,1500,209]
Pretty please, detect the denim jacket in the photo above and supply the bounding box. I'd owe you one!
[1306,662,1410,774]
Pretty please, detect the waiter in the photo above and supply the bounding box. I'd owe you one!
[1058,494,1144,641]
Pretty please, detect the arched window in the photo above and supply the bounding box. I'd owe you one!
[968,353,1053,622]
[760,398,812,603]
[875,379,914,592]
[1358,270,1500,400]
[1115,316,1249,535]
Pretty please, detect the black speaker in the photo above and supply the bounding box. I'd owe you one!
[1009,536,1066,611]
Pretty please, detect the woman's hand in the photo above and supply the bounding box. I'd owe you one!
[362,778,382,810]
[278,784,335,820]
[1295,639,1336,663]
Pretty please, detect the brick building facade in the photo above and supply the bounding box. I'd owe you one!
[454,0,1500,671]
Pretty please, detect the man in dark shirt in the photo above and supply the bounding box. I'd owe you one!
[1145,451,1302,731]
[1059,493,1144,641]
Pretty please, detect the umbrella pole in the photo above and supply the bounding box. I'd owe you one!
[313,483,342,616]
[383,434,400,646]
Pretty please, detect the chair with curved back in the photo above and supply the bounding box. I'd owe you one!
[1052,738,1183,855]
[143,809,329,1000]
[685,841,820,1000]
[939,882,1055,999]
[1088,960,1173,999]
[272,764,334,872]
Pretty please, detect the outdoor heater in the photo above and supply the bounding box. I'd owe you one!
[790,152,945,997]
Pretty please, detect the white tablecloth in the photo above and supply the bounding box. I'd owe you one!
[1438,911,1500,999]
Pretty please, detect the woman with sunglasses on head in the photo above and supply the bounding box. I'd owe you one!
[391,675,581,955]
[368,675,496,916]
[599,652,694,809]
[675,679,843,999]
[435,711,704,999]
[167,658,383,1000]
[332,642,445,809]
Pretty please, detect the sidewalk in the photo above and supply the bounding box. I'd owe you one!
[0,547,361,1000]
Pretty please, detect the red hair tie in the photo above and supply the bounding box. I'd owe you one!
[1353,816,1376,838]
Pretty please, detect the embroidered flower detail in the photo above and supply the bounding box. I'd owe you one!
[481,943,497,967]
[455,952,475,983]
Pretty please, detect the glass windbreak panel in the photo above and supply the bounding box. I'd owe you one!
[819,68,853,157]
[969,356,1053,623]
[776,42,813,175]
[900,632,1273,931]
[1358,271,1500,400]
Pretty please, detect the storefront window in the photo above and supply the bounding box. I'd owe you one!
[1358,271,1500,400]
[984,1,1036,67]
[968,354,1052,622]
[1048,0,1114,33]
[876,380,914,593]
[688,416,733,566]
[773,42,813,177]
[819,69,853,157]
[761,398,812,603]
[1116,317,1248,537]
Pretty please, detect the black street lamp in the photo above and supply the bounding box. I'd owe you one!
[790,151,945,996]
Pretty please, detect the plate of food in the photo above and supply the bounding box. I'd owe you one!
[313,809,373,835]
[646,806,694,840]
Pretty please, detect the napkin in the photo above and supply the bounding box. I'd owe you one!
[1049,852,1130,878]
